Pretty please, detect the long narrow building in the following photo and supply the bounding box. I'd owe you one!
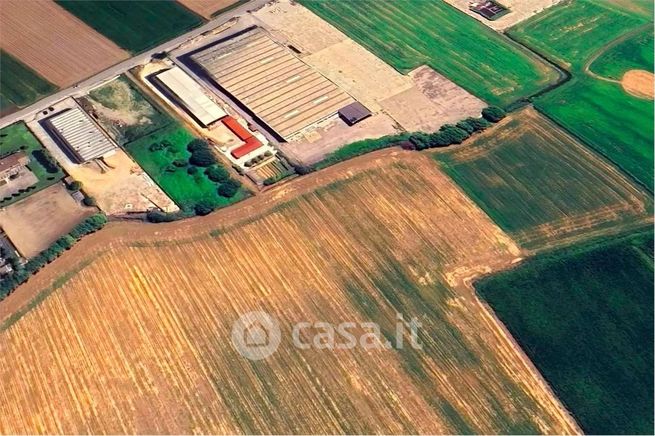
[190,27,355,140]
[45,106,117,163]
[153,66,226,127]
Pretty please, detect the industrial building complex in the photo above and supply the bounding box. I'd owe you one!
[44,107,117,163]
[153,66,227,127]
[190,27,356,140]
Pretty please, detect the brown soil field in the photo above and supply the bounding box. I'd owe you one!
[0,150,580,434]
[0,184,95,258]
[177,0,240,18]
[0,0,128,87]
[621,69,654,99]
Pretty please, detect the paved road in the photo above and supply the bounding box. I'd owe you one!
[0,0,269,129]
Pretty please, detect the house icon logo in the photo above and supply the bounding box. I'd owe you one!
[231,311,281,360]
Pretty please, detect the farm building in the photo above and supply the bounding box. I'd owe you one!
[152,66,226,127]
[44,107,117,163]
[338,102,372,126]
[221,116,264,159]
[469,1,509,20]
[0,152,30,183]
[190,27,355,140]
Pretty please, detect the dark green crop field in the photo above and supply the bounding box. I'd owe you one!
[590,28,654,80]
[0,51,56,113]
[434,108,651,249]
[508,0,654,190]
[477,230,654,434]
[299,0,559,106]
[55,0,203,53]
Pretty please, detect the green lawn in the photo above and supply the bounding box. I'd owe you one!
[55,0,203,53]
[299,0,559,106]
[123,123,246,212]
[0,123,65,206]
[508,0,654,190]
[0,51,57,113]
[477,230,654,434]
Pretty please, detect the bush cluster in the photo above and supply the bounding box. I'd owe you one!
[31,149,59,173]
[0,214,107,299]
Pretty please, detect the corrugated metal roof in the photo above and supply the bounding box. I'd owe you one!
[47,107,117,163]
[191,28,354,139]
[155,67,226,127]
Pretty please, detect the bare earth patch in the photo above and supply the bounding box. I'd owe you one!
[621,69,654,99]
[0,0,128,87]
[0,184,94,258]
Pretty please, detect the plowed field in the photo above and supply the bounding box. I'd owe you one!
[0,151,579,434]
[0,0,128,87]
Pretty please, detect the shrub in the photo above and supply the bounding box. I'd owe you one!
[82,196,97,207]
[194,201,214,216]
[264,151,273,157]
[206,165,230,183]
[189,148,216,167]
[217,179,241,198]
[173,159,187,167]
[68,180,83,191]
[482,106,506,123]
[31,149,59,173]
[187,165,199,175]
[164,164,177,173]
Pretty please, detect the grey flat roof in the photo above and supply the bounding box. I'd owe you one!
[191,28,354,139]
[339,101,372,125]
[47,107,117,163]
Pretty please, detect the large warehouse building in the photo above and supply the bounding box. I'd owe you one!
[152,66,226,127]
[190,27,355,140]
[45,106,117,163]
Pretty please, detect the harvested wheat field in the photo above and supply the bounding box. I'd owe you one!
[0,151,580,434]
[177,0,240,18]
[621,69,654,99]
[0,0,128,87]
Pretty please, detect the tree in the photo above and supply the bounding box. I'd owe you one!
[83,196,97,207]
[466,117,491,131]
[189,148,216,167]
[438,124,470,144]
[173,159,187,167]
[482,106,506,123]
[194,201,214,216]
[456,119,477,134]
[187,166,199,175]
[409,133,431,150]
[206,165,230,183]
[187,138,209,153]
[68,180,83,191]
[218,179,241,198]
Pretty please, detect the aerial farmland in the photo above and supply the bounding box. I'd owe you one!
[0,0,652,434]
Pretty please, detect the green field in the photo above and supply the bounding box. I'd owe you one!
[434,108,650,249]
[123,123,246,212]
[55,0,203,53]
[590,28,654,79]
[508,0,654,190]
[80,76,171,145]
[299,0,559,106]
[477,230,654,434]
[0,52,57,113]
[0,123,65,206]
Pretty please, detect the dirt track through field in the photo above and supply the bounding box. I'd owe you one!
[0,0,128,87]
[0,151,581,434]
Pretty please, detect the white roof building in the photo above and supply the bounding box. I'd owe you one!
[46,107,117,163]
[154,66,226,127]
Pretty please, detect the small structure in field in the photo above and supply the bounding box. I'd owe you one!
[0,152,30,184]
[338,102,372,126]
[44,107,117,163]
[152,66,226,127]
[469,1,509,20]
